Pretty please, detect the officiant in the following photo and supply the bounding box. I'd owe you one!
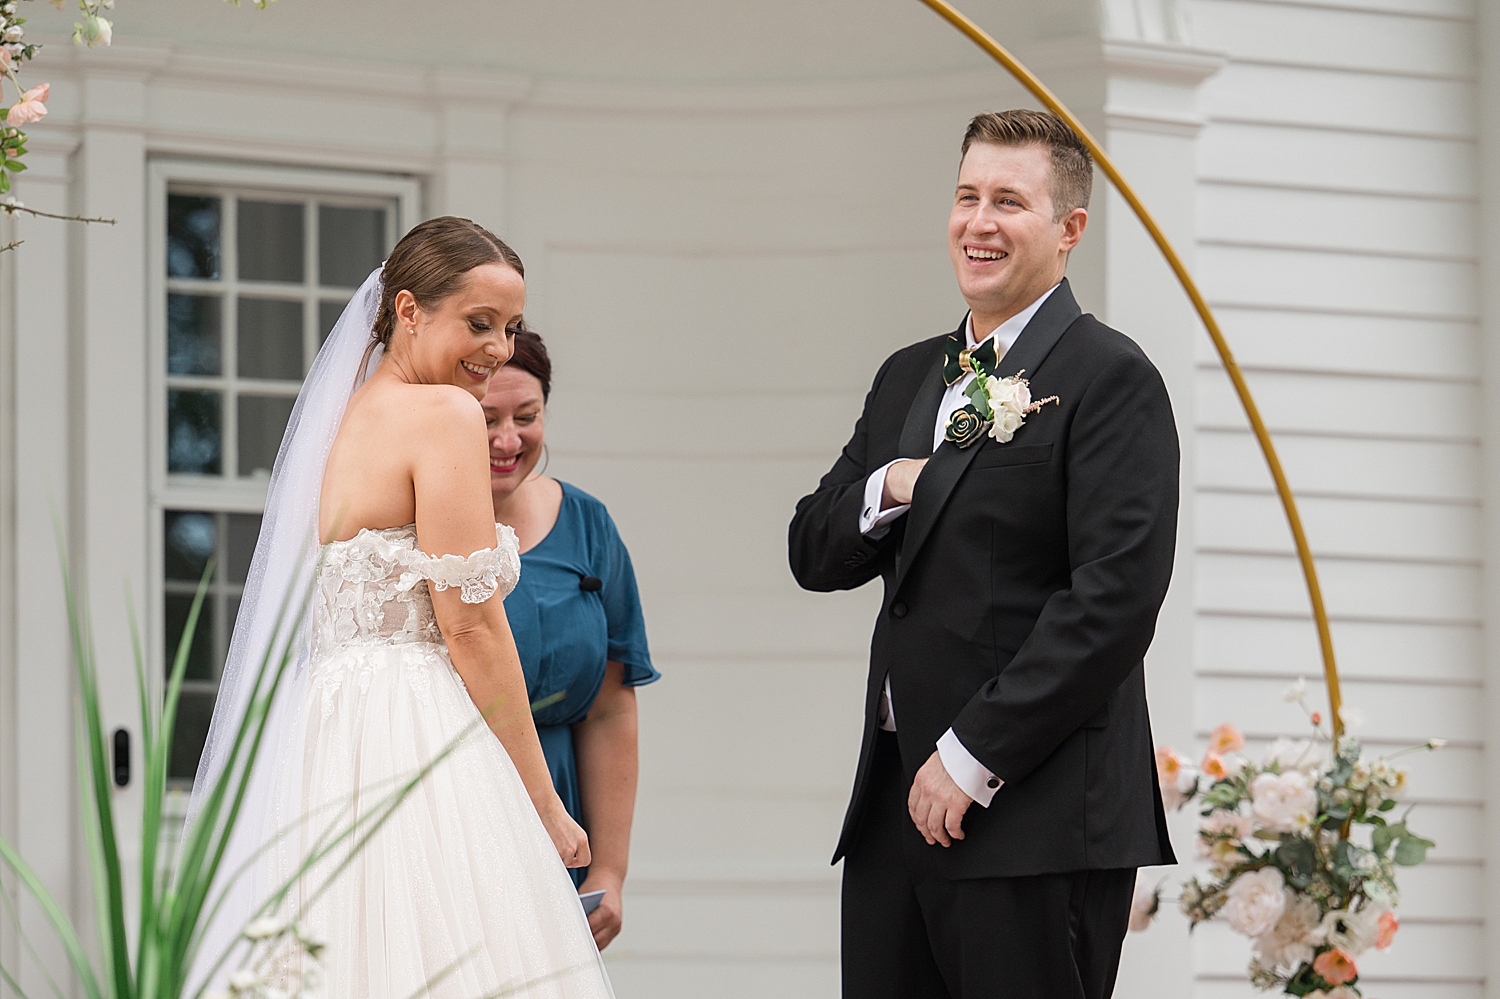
[483,329,658,951]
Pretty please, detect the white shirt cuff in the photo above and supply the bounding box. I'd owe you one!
[859,460,911,538]
[937,728,1001,807]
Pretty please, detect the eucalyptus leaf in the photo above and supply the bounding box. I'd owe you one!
[1394,834,1434,866]
[1372,822,1402,858]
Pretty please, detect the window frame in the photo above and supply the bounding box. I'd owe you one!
[146,159,420,782]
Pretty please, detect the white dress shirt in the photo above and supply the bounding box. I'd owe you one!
[858,284,1059,808]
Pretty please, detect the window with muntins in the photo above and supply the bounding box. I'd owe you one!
[151,164,416,782]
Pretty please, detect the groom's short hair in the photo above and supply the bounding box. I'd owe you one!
[961,110,1093,221]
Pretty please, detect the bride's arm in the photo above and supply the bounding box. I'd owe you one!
[412,386,590,869]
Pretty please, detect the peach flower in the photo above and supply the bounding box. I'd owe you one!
[1312,948,1357,986]
[1209,722,1245,755]
[6,83,48,126]
[0,49,11,73]
[1376,911,1399,950]
[1202,753,1229,781]
[1156,746,1184,780]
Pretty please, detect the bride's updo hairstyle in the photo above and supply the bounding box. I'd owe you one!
[362,215,526,376]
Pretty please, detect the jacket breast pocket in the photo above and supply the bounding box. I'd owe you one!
[970,442,1053,470]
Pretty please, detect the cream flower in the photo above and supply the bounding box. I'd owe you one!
[1283,677,1308,702]
[1315,904,1385,957]
[1127,878,1159,932]
[1199,809,1253,844]
[74,15,111,48]
[988,407,1025,443]
[986,375,1031,415]
[1223,867,1288,938]
[5,82,47,126]
[1250,770,1318,833]
[1253,890,1321,970]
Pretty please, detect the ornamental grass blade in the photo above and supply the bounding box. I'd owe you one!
[171,559,315,997]
[73,718,119,998]
[0,833,102,999]
[0,954,32,999]
[0,857,67,999]
[140,563,212,999]
[53,525,131,999]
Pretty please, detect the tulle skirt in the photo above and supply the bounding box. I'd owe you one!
[236,640,613,999]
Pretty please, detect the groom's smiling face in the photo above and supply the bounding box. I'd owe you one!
[948,142,1087,335]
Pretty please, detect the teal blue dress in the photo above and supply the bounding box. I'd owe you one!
[503,482,658,885]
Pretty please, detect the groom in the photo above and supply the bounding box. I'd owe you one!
[788,110,1178,999]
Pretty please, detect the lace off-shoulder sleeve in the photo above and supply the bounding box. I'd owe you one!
[407,525,521,604]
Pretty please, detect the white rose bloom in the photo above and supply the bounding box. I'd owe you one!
[1253,889,1320,970]
[988,408,1025,443]
[987,377,1031,415]
[1223,866,1288,938]
[1250,770,1319,833]
[2,26,22,41]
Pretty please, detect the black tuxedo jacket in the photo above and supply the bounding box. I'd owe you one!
[789,280,1178,880]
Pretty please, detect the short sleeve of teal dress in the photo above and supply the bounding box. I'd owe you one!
[503,481,659,885]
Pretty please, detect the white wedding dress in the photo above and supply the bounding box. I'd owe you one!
[240,522,614,999]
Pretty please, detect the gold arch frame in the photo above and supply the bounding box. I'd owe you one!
[919,0,1345,738]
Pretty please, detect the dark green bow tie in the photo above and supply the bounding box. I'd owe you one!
[942,334,1000,386]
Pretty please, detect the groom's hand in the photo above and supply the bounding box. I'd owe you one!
[882,458,929,509]
[908,751,973,847]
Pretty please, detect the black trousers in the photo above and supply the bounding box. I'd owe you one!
[841,731,1136,999]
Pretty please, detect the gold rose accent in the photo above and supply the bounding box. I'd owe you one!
[943,404,986,449]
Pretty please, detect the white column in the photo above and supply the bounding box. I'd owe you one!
[1476,0,1500,989]
[1,136,84,994]
[73,63,152,936]
[1038,35,1221,999]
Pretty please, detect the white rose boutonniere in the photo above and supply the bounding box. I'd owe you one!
[943,368,1060,448]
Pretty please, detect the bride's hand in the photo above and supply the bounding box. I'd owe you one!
[540,797,591,868]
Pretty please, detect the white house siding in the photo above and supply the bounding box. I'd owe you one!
[1189,0,1482,996]
[0,3,1495,999]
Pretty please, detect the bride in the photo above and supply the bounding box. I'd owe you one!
[186,217,614,999]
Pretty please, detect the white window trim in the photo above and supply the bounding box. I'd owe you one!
[146,159,420,766]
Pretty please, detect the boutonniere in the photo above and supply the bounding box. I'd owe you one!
[943,368,1059,449]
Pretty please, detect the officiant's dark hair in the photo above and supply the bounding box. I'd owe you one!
[506,329,552,402]
[363,216,527,377]
[960,110,1092,221]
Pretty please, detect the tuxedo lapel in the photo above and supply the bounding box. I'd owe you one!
[897,326,959,459]
[991,279,1082,382]
[894,280,1084,594]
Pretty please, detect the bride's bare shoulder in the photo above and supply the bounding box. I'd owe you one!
[350,380,484,433]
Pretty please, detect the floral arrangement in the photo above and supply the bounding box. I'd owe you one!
[943,365,1059,449]
[1134,681,1443,998]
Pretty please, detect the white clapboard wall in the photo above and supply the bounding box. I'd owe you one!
[1188,0,1480,996]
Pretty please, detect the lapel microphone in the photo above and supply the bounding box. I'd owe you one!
[579,576,603,592]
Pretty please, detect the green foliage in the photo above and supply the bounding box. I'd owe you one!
[0,526,311,999]
[0,532,575,999]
